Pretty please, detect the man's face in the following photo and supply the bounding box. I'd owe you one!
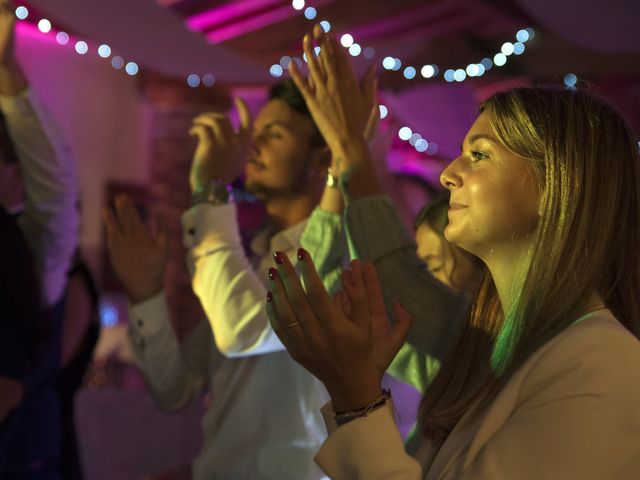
[244,99,323,200]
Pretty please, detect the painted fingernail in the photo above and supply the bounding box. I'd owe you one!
[268,267,279,282]
[267,291,273,302]
[297,248,307,261]
[273,251,285,265]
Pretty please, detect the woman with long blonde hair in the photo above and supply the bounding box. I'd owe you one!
[267,29,640,479]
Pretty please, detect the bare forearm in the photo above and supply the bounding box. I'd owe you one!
[318,184,344,214]
[333,137,384,201]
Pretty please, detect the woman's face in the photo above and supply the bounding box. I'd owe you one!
[439,113,540,260]
[415,223,455,289]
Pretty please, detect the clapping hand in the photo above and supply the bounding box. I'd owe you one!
[103,195,170,304]
[188,97,253,191]
[289,24,377,177]
[266,249,412,412]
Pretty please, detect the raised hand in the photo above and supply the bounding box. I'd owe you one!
[103,195,170,304]
[289,24,376,175]
[188,97,252,191]
[0,0,16,66]
[266,249,411,412]
[0,0,27,95]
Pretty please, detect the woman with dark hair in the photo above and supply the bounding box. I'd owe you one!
[267,29,640,479]
[414,190,483,294]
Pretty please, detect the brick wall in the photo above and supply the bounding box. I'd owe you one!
[142,74,231,339]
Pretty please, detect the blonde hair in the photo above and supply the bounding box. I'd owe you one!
[419,87,640,442]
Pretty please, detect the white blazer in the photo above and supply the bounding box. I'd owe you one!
[316,310,640,479]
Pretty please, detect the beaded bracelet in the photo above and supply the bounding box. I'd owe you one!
[334,389,391,426]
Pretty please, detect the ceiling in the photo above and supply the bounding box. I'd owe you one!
[22,0,640,89]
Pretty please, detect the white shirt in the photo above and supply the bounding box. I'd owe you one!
[130,203,328,480]
[1,89,78,307]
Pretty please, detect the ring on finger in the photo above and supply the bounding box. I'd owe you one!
[283,321,301,329]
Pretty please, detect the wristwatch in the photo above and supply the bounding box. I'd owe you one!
[326,168,340,188]
[191,179,232,206]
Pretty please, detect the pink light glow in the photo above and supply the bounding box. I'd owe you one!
[205,4,295,43]
[17,21,64,45]
[189,0,335,43]
[186,0,283,31]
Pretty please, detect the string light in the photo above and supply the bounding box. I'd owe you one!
[98,45,112,58]
[340,33,354,48]
[269,64,284,77]
[37,18,51,33]
[348,43,361,56]
[75,41,88,55]
[56,32,69,45]
[125,62,139,76]
[111,56,124,69]
[15,10,148,80]
[187,73,201,87]
[202,74,216,87]
[15,6,28,20]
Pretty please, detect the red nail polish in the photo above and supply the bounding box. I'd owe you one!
[273,251,285,265]
[268,267,279,281]
[267,291,273,302]
[297,248,307,261]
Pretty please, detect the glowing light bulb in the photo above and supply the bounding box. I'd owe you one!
[398,127,412,141]
[15,6,28,20]
[444,69,455,82]
[340,34,354,48]
[466,64,479,77]
[292,0,305,11]
[111,56,124,69]
[382,57,395,70]
[125,62,139,75]
[270,64,283,77]
[187,74,201,87]
[98,45,112,58]
[453,69,466,82]
[38,19,52,33]
[516,29,529,42]
[75,41,88,55]
[493,53,507,67]
[415,139,428,152]
[564,73,578,87]
[501,42,515,56]
[379,105,388,119]
[280,56,291,68]
[513,42,525,55]
[421,65,435,78]
[403,66,416,79]
[56,32,69,45]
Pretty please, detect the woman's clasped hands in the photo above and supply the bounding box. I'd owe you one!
[266,249,412,413]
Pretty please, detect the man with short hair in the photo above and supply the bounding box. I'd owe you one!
[105,79,338,479]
